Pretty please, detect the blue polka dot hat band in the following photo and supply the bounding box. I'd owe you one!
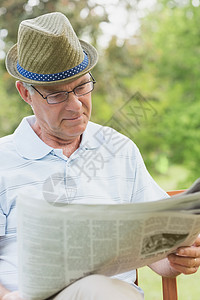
[17,52,89,82]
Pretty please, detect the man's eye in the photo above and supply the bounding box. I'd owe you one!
[48,92,67,102]
[76,86,85,91]
[52,93,64,98]
[76,83,89,92]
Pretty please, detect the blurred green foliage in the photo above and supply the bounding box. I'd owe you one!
[0,0,199,188]
[130,1,200,186]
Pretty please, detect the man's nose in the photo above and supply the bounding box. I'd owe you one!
[64,92,82,111]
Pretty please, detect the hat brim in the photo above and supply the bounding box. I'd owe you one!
[6,40,98,86]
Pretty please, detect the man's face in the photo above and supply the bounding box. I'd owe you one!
[29,73,92,142]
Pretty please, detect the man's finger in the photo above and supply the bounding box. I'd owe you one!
[193,234,200,246]
[168,253,199,268]
[169,261,198,275]
[176,245,200,257]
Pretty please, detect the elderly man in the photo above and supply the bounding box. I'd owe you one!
[0,12,200,300]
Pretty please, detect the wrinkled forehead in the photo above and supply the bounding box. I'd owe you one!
[35,73,90,93]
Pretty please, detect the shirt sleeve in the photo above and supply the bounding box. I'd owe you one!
[0,207,6,236]
[130,143,169,203]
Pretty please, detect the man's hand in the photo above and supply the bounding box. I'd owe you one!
[2,291,24,300]
[168,234,200,275]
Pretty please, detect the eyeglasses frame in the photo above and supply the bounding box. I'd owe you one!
[30,72,96,105]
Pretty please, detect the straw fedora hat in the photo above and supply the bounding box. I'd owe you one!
[6,12,98,86]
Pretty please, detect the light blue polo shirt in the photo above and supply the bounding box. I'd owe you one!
[0,115,168,292]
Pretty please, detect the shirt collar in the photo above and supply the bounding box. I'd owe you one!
[80,121,105,150]
[13,116,105,160]
[13,116,53,160]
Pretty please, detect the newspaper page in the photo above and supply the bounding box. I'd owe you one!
[17,185,200,300]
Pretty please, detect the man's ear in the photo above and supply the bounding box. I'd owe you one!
[15,81,32,105]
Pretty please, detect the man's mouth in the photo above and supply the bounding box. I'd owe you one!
[64,114,83,121]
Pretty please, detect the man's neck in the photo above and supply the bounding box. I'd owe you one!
[32,122,81,157]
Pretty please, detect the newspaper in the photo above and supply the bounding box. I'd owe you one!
[17,178,200,300]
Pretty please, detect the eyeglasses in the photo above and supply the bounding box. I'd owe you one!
[31,73,96,105]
